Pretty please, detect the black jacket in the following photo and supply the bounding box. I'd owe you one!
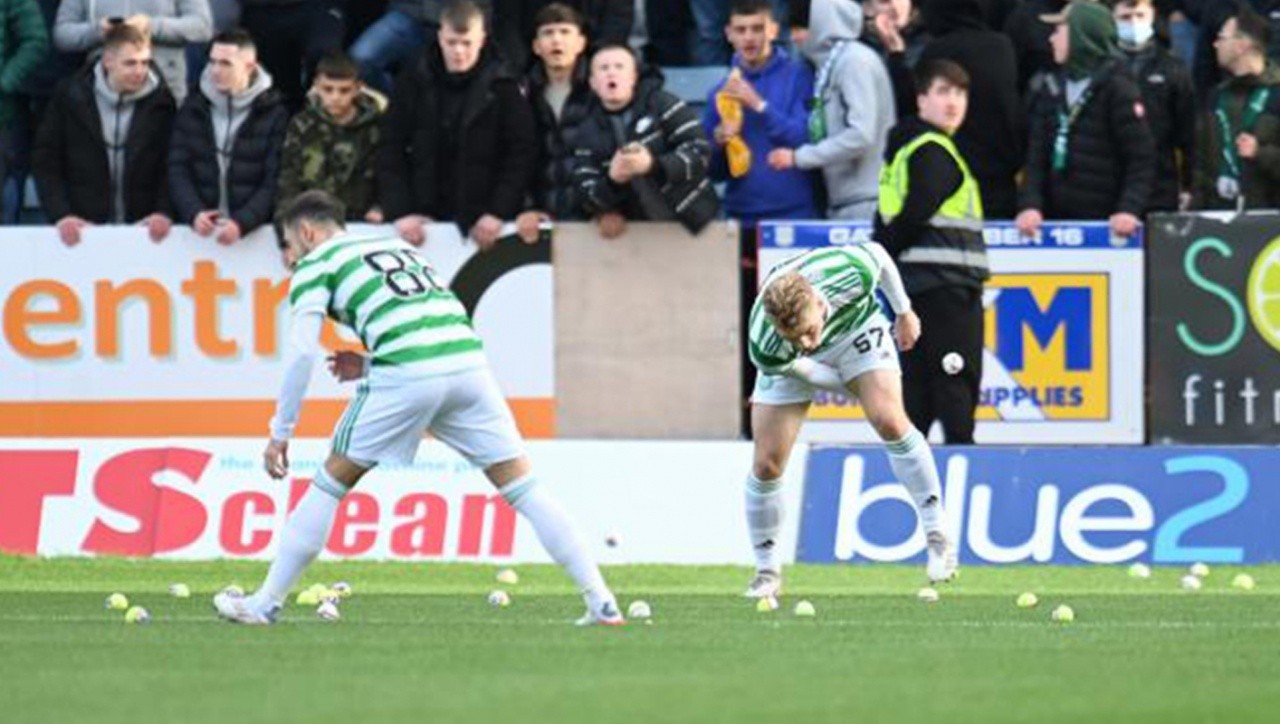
[918,0,1024,219]
[1121,43,1197,211]
[1020,61,1157,219]
[497,0,634,72]
[1003,0,1067,95]
[33,62,175,223]
[377,46,536,232]
[523,57,594,220]
[168,76,289,233]
[874,116,988,294]
[571,75,719,234]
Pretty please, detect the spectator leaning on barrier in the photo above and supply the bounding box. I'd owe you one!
[1194,7,1280,211]
[874,59,988,445]
[514,2,593,243]
[377,0,535,249]
[1113,0,1196,213]
[916,0,1024,220]
[572,44,719,238]
[0,0,48,210]
[701,0,817,225]
[52,0,212,104]
[769,0,894,221]
[169,29,288,245]
[33,24,174,246]
[277,51,384,224]
[1016,2,1154,240]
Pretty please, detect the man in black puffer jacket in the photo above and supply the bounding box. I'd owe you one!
[572,44,718,237]
[34,25,175,246]
[516,2,594,242]
[1016,2,1154,240]
[376,0,536,249]
[169,29,289,245]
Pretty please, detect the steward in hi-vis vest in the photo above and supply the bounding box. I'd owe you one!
[873,59,987,445]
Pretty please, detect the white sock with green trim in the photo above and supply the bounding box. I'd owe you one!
[745,474,784,573]
[253,470,346,609]
[500,475,613,610]
[886,428,944,534]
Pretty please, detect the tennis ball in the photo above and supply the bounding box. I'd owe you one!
[1189,562,1210,578]
[1232,573,1256,591]
[917,587,939,604]
[495,569,520,585]
[1180,574,1202,591]
[168,583,191,598]
[1051,604,1074,623]
[1016,592,1039,608]
[105,593,129,610]
[124,606,151,624]
[487,590,511,607]
[793,600,816,617]
[316,601,341,621]
[627,600,652,619]
[755,595,779,612]
[1127,562,1151,579]
[296,589,321,606]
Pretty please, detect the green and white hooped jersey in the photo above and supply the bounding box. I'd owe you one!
[288,234,485,375]
[748,245,884,375]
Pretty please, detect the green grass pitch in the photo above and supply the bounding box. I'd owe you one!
[2,556,1277,724]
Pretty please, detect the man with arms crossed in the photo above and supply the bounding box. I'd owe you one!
[213,190,622,626]
[743,240,957,597]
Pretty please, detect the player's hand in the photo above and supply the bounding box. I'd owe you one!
[55,216,90,246]
[395,214,428,246]
[193,210,220,236]
[326,351,368,382]
[767,148,796,170]
[894,310,921,352]
[263,438,289,479]
[1015,208,1043,238]
[515,210,548,244]
[141,213,172,242]
[1109,212,1140,237]
[471,214,504,250]
[216,219,242,246]
[598,211,627,239]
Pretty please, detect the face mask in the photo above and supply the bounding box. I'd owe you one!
[1117,20,1155,47]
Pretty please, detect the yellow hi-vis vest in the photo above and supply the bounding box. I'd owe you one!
[878,131,986,268]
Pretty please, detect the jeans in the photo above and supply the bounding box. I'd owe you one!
[350,10,430,93]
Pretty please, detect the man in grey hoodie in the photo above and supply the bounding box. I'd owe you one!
[767,0,895,219]
[33,23,175,245]
[169,28,289,245]
[53,0,212,103]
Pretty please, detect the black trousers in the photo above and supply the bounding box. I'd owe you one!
[241,0,347,112]
[900,285,984,444]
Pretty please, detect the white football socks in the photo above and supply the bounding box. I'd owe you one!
[745,473,784,573]
[500,475,614,610]
[253,469,345,609]
[886,428,944,534]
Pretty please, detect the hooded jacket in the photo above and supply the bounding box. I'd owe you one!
[917,0,1024,219]
[795,0,895,217]
[52,0,213,102]
[168,64,289,232]
[278,88,385,220]
[32,59,175,223]
[376,43,536,232]
[0,0,48,129]
[1021,8,1155,222]
[572,71,720,233]
[701,45,818,222]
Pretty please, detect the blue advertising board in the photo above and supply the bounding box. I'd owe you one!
[798,446,1279,564]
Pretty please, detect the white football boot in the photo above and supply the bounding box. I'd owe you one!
[213,590,280,625]
[743,570,783,599]
[575,598,625,627]
[926,530,959,583]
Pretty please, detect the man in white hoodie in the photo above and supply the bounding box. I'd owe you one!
[33,23,175,246]
[168,28,288,245]
[766,0,895,219]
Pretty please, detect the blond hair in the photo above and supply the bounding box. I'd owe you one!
[762,273,814,333]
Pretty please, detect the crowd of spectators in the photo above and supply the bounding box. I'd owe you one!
[3,0,1280,249]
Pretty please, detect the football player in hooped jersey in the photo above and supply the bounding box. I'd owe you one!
[213,191,622,626]
[742,242,958,598]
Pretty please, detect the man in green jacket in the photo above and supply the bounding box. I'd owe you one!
[0,0,49,218]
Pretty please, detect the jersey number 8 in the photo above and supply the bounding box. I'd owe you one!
[363,250,443,298]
